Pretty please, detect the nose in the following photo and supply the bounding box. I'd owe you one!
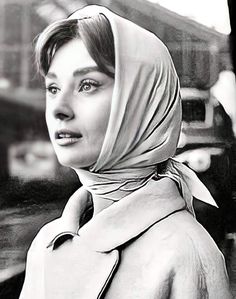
[55,110,73,121]
[52,95,74,121]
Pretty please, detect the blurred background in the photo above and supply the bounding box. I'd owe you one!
[0,0,236,297]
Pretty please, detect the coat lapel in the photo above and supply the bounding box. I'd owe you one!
[79,177,186,252]
[43,177,186,298]
[37,187,119,299]
[45,236,119,299]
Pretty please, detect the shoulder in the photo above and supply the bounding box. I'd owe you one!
[136,209,224,267]
[152,210,232,298]
[134,210,231,296]
[27,217,61,254]
[28,187,89,252]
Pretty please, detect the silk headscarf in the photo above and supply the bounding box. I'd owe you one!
[68,5,217,213]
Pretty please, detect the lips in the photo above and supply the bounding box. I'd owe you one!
[55,129,82,146]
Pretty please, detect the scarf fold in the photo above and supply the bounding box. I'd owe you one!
[68,5,217,212]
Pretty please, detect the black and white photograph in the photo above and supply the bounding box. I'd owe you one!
[0,0,236,298]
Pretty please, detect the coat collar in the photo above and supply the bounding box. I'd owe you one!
[48,177,186,252]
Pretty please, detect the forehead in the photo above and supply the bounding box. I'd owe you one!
[48,39,97,77]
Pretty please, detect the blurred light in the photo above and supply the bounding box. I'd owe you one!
[175,148,221,173]
[187,149,211,172]
[176,147,224,172]
[150,0,231,34]
[211,70,236,137]
[0,78,11,89]
[9,140,56,180]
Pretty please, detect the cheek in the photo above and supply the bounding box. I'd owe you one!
[84,99,111,156]
[93,99,111,137]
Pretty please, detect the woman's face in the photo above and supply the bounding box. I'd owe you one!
[45,39,114,169]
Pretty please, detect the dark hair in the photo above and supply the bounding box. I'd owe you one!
[35,14,115,77]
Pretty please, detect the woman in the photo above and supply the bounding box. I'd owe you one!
[20,5,232,298]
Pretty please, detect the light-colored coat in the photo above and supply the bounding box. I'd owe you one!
[20,178,232,298]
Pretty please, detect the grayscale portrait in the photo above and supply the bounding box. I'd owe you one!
[0,1,235,298]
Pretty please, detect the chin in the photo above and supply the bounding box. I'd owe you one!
[53,144,98,170]
[56,156,73,168]
[56,154,93,170]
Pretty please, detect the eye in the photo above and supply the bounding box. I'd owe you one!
[78,79,101,93]
[46,85,60,95]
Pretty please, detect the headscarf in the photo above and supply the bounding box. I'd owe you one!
[68,5,217,213]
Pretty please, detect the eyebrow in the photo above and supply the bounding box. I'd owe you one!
[46,66,101,79]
